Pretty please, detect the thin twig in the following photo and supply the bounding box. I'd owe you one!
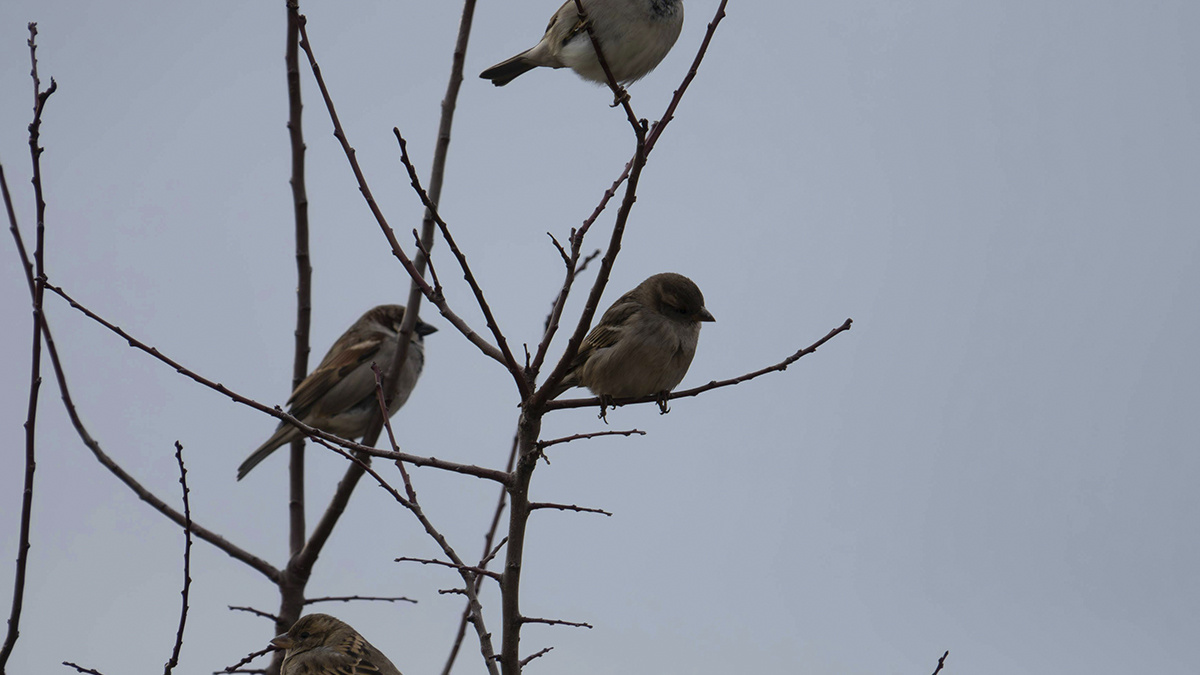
[521,617,593,629]
[14,159,279,585]
[546,318,854,412]
[0,25,55,670]
[163,442,193,675]
[528,503,612,517]
[228,606,280,623]
[518,647,553,667]
[384,0,478,529]
[393,129,529,398]
[571,0,639,129]
[394,558,502,582]
[39,280,508,483]
[351,373,502,675]
[645,0,728,153]
[412,229,444,296]
[439,436,519,675]
[537,429,645,449]
[217,646,277,674]
[304,596,417,606]
[931,650,949,675]
[61,662,105,675]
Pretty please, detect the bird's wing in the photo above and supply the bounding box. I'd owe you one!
[286,333,386,417]
[547,0,588,46]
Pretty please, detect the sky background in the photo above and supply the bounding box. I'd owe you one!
[1,1,1198,674]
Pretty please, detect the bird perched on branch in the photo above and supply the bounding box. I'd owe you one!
[552,272,713,411]
[272,613,403,675]
[238,304,436,480]
[480,0,684,86]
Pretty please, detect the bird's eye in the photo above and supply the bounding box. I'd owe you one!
[300,631,310,639]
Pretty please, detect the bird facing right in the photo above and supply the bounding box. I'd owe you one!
[272,613,403,675]
[480,0,684,86]
[238,304,436,481]
[553,272,714,408]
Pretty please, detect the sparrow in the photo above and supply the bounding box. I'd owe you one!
[480,0,684,86]
[552,272,713,410]
[238,305,436,480]
[272,613,403,675]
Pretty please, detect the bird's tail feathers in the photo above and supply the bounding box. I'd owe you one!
[237,426,292,481]
[480,54,538,86]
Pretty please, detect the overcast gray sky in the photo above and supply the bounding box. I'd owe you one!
[2,2,1198,674]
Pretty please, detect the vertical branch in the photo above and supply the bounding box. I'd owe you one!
[284,0,311,560]
[498,413,543,675]
[386,0,479,419]
[0,24,56,671]
[162,442,193,675]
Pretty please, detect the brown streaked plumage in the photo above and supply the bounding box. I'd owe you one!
[238,305,436,480]
[553,272,713,405]
[272,613,403,675]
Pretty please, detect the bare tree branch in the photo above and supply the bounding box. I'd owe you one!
[518,647,553,667]
[40,280,508,483]
[528,503,612,517]
[931,650,949,675]
[5,212,280,581]
[293,14,505,366]
[394,557,502,582]
[61,662,105,675]
[392,129,529,397]
[645,0,728,153]
[163,442,193,675]
[537,429,645,449]
[0,25,55,670]
[217,646,276,674]
[228,606,280,623]
[546,318,854,412]
[367,371,503,675]
[521,617,593,630]
[304,596,417,606]
[571,0,639,128]
[284,0,313,565]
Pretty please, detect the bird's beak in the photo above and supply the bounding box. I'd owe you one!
[271,634,295,650]
[416,322,438,337]
[699,307,715,322]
